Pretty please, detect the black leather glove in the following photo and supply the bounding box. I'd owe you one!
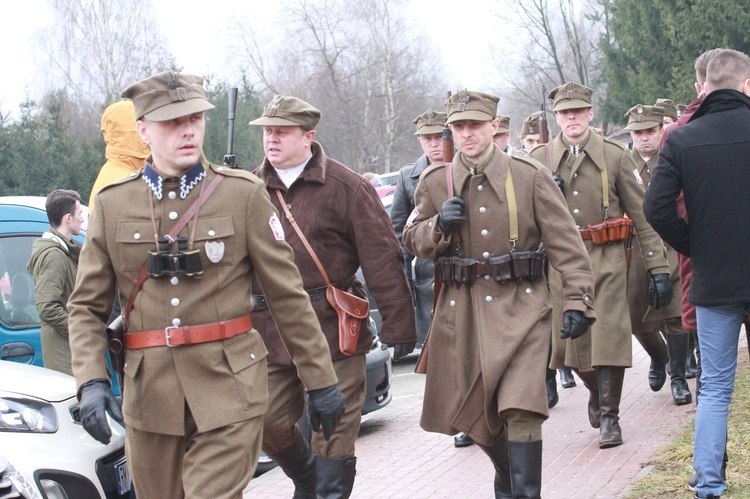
[439,196,466,235]
[307,385,345,440]
[649,272,673,309]
[79,378,123,445]
[552,174,565,192]
[391,342,415,361]
[560,310,590,339]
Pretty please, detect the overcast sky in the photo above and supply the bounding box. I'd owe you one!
[3,0,509,118]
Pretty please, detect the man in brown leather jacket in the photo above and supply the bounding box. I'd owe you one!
[68,72,345,498]
[249,95,416,498]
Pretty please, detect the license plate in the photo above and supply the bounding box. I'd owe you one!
[114,456,132,496]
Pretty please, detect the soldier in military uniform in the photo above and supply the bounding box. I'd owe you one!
[655,98,679,126]
[529,82,672,449]
[492,114,519,155]
[520,113,542,153]
[625,104,692,406]
[67,72,345,499]
[405,90,595,498]
[248,95,417,498]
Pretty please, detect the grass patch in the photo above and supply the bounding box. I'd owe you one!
[626,351,750,498]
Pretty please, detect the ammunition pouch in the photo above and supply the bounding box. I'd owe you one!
[587,217,633,245]
[436,251,546,286]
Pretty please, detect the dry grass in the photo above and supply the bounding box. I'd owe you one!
[626,351,750,498]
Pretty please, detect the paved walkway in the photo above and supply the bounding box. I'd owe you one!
[244,338,712,498]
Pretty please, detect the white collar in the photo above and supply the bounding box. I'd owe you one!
[273,155,312,188]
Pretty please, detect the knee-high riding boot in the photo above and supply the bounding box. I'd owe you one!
[573,368,600,428]
[507,440,543,499]
[634,332,668,391]
[546,367,559,409]
[598,366,625,448]
[266,432,317,499]
[478,429,513,499]
[666,332,692,405]
[316,456,356,499]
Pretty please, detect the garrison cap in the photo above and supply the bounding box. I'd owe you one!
[445,90,499,124]
[624,104,664,131]
[494,114,511,135]
[548,82,593,111]
[676,103,687,116]
[520,113,541,137]
[249,95,321,130]
[654,98,678,121]
[412,109,447,135]
[121,71,215,122]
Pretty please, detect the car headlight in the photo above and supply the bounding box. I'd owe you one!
[0,455,42,499]
[0,395,58,433]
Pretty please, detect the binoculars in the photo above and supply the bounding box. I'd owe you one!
[148,236,203,279]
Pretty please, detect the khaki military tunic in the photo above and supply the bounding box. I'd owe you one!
[529,131,669,370]
[404,147,595,446]
[68,161,338,436]
[627,149,683,334]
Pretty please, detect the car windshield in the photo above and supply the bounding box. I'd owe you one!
[0,235,41,328]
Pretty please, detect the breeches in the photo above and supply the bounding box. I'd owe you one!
[263,354,366,459]
[126,404,262,499]
[501,408,545,442]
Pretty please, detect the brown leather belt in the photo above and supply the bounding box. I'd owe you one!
[251,277,356,312]
[124,315,253,349]
[579,229,593,240]
[474,262,492,277]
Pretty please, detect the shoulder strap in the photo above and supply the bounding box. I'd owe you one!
[445,161,454,198]
[123,174,225,329]
[274,189,332,286]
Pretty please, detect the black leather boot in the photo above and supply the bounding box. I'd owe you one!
[634,332,668,391]
[598,366,625,448]
[666,332,692,405]
[546,368,559,409]
[507,440,543,499]
[559,367,576,388]
[478,429,513,499]
[454,432,475,447]
[316,456,356,499]
[266,432,317,499]
[686,332,698,379]
[574,368,600,428]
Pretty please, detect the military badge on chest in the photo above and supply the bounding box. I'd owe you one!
[205,240,225,263]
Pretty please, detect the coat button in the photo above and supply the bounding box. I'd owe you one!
[478,185,484,191]
[172,318,181,326]
[481,229,489,236]
[428,221,433,228]
[483,251,490,259]
[169,211,178,220]
[170,276,179,285]
[208,229,216,237]
[573,173,578,178]
[648,251,654,257]
[250,353,256,360]
[526,288,532,294]
[573,208,580,214]
[584,296,591,302]
[479,207,486,214]
[485,295,493,302]
[133,232,141,240]
[573,191,579,196]
[171,298,180,306]
[449,300,456,308]
[168,191,177,199]
[576,225,581,229]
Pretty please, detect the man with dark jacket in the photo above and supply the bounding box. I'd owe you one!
[249,95,416,498]
[644,48,750,499]
[27,189,84,375]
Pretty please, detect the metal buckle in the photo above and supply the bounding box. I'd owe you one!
[164,326,179,347]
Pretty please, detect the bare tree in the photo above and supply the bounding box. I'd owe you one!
[233,0,446,173]
[37,0,175,113]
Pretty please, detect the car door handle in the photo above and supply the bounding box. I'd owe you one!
[1,342,35,363]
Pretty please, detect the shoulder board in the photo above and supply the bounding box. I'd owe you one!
[97,168,144,194]
[421,161,447,179]
[511,155,545,171]
[602,136,629,152]
[208,163,260,184]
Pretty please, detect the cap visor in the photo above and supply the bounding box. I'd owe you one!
[414,125,445,135]
[144,99,215,122]
[249,116,305,127]
[552,100,591,112]
[446,110,494,124]
[624,122,661,131]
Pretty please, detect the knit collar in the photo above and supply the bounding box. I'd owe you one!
[142,161,206,200]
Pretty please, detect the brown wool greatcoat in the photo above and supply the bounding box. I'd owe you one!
[68,161,338,436]
[251,142,416,365]
[627,149,682,333]
[403,147,595,446]
[529,131,669,370]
